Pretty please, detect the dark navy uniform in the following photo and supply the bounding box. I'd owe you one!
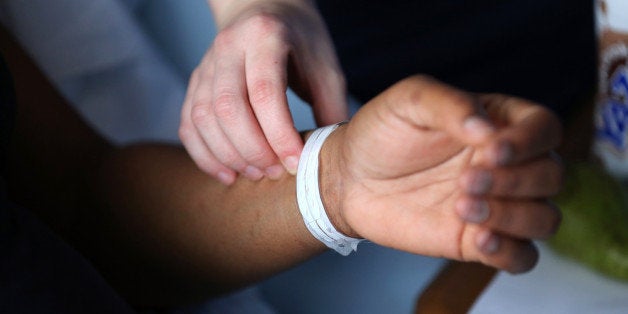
[316,0,595,118]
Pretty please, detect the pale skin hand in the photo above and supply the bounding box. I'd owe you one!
[179,0,348,185]
[321,76,563,273]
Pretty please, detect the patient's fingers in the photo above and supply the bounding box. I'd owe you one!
[382,75,497,145]
[475,229,540,274]
[479,94,563,166]
[374,78,561,168]
[456,196,561,240]
[459,155,563,198]
[458,224,540,274]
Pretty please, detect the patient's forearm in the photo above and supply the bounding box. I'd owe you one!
[80,143,327,306]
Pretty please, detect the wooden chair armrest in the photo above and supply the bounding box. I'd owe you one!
[415,261,497,314]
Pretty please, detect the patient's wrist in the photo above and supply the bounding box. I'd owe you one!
[318,124,360,239]
[295,123,362,256]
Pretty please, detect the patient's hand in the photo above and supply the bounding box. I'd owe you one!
[322,75,563,273]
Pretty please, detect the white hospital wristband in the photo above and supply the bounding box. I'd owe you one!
[296,123,363,256]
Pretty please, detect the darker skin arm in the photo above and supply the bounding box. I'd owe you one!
[1,25,325,307]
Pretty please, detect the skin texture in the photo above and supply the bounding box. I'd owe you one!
[2,25,562,308]
[179,0,347,184]
[321,77,563,274]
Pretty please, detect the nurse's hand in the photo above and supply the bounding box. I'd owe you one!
[179,0,348,185]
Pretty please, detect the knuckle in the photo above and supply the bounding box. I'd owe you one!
[218,151,246,171]
[242,148,274,166]
[402,78,425,105]
[213,30,237,50]
[447,88,475,107]
[403,75,439,98]
[267,130,296,153]
[249,79,278,108]
[404,74,433,87]
[247,13,287,37]
[190,102,214,127]
[213,92,241,123]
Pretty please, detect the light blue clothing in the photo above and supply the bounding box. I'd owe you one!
[0,0,184,144]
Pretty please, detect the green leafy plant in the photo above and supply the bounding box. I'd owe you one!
[549,162,628,281]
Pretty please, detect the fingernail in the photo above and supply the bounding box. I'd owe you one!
[284,155,299,175]
[468,170,492,195]
[477,231,500,254]
[265,164,285,180]
[244,165,264,181]
[457,199,490,223]
[217,171,235,186]
[464,116,494,140]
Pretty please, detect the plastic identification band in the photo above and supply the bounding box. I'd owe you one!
[296,123,363,256]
